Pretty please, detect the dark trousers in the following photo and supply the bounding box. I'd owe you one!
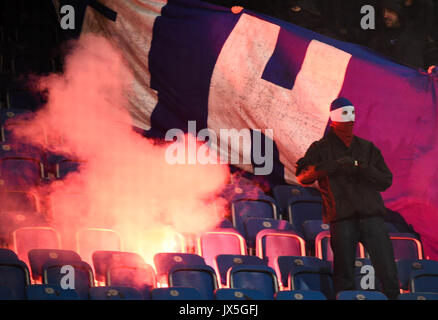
[330,215,400,299]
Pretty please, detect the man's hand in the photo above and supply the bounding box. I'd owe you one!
[336,156,355,166]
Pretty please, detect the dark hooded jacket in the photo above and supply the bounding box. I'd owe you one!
[295,128,393,223]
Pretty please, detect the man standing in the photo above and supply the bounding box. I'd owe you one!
[295,97,400,299]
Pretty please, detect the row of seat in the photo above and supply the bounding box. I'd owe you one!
[1,246,438,300]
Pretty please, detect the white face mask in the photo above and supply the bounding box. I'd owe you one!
[330,106,355,122]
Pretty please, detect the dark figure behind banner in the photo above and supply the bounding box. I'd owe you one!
[295,97,400,299]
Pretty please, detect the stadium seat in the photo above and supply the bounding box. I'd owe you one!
[0,248,19,261]
[26,284,80,300]
[42,260,94,299]
[276,256,331,290]
[227,265,278,299]
[302,219,330,243]
[215,288,269,300]
[215,254,265,287]
[49,192,89,223]
[397,292,438,300]
[389,233,423,260]
[231,195,279,236]
[197,229,247,269]
[6,90,44,110]
[287,196,323,236]
[0,190,41,213]
[409,265,438,293]
[288,266,335,300]
[76,228,123,266]
[353,258,382,291]
[396,259,438,291]
[0,260,31,299]
[92,251,147,283]
[106,264,157,299]
[89,286,143,300]
[28,249,82,281]
[56,159,82,179]
[168,264,218,300]
[272,184,321,216]
[315,230,365,262]
[244,217,293,249]
[12,227,61,266]
[255,229,306,279]
[337,290,388,300]
[154,252,206,286]
[0,157,44,189]
[0,286,16,299]
[152,287,203,300]
[275,290,327,300]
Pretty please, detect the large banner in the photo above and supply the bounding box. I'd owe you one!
[78,0,438,259]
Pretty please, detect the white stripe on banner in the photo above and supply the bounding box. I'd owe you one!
[208,13,352,183]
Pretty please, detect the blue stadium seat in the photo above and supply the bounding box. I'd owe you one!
[0,248,18,261]
[215,254,265,287]
[353,258,382,291]
[0,286,16,299]
[28,249,82,281]
[42,260,94,299]
[106,264,157,299]
[92,251,147,283]
[287,196,323,236]
[215,288,269,300]
[276,256,331,290]
[55,159,82,179]
[6,90,44,110]
[397,293,438,300]
[272,184,321,217]
[0,260,31,299]
[275,290,327,300]
[0,109,34,126]
[302,219,330,244]
[244,217,293,249]
[0,190,40,213]
[389,233,424,260]
[288,265,335,300]
[89,286,143,300]
[227,265,278,299]
[26,284,80,300]
[409,265,438,293]
[0,156,44,189]
[337,290,388,300]
[154,253,206,286]
[168,264,218,300]
[396,259,438,291]
[231,195,279,236]
[197,229,247,269]
[152,287,203,300]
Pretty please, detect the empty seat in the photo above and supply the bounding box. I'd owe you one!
[409,265,438,293]
[56,160,82,179]
[390,233,423,260]
[302,219,330,243]
[152,287,203,300]
[0,286,16,299]
[28,249,82,281]
[215,288,269,300]
[396,259,438,291]
[272,184,321,216]
[42,260,94,299]
[106,264,157,299]
[275,290,327,300]
[0,190,41,213]
[12,227,61,266]
[215,254,265,287]
[168,265,218,300]
[315,231,365,262]
[0,157,44,189]
[244,217,293,249]
[197,229,247,269]
[276,256,331,290]
[397,292,438,300]
[0,108,34,126]
[337,290,388,300]
[0,260,31,299]
[288,266,335,300]
[6,90,44,110]
[89,286,143,300]
[154,253,206,286]
[76,228,123,266]
[287,196,323,236]
[92,251,147,283]
[255,229,306,279]
[0,248,18,261]
[227,265,278,299]
[231,195,278,236]
[26,284,80,300]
